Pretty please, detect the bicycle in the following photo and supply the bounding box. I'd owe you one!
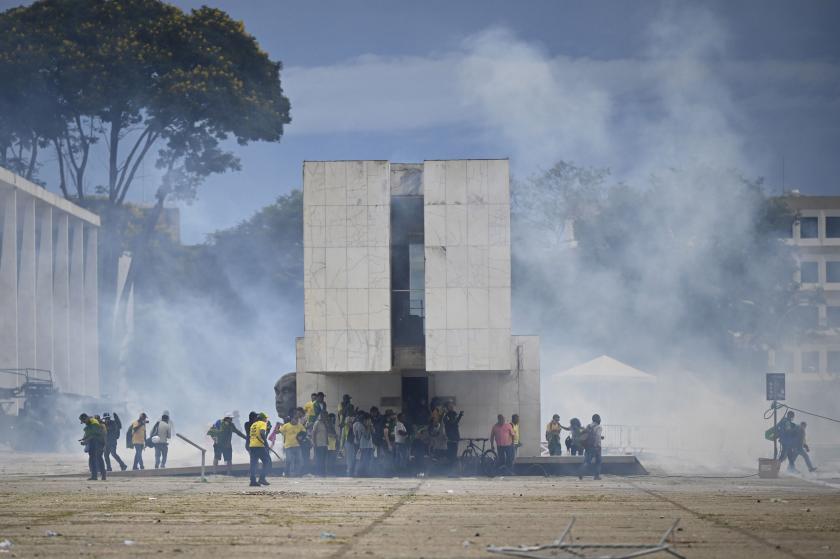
[459,438,498,476]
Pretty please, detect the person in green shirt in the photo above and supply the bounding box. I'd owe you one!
[79,413,107,481]
[207,412,247,475]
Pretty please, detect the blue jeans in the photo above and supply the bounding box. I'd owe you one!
[249,447,270,482]
[345,442,357,476]
[285,446,301,476]
[788,447,815,471]
[497,445,515,472]
[579,447,602,478]
[358,448,374,477]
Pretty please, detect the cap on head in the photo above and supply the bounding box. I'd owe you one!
[552,414,560,420]
[224,412,233,419]
[343,394,351,401]
[79,413,89,421]
[258,412,268,420]
[592,413,601,424]
[102,412,111,419]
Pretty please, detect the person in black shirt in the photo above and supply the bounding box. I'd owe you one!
[442,401,464,467]
[102,412,127,471]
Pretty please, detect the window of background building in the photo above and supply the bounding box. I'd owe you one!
[800,261,819,283]
[828,351,840,373]
[827,261,840,283]
[801,351,820,373]
[799,216,819,239]
[828,307,840,328]
[390,196,425,346]
[794,306,820,330]
[827,216,840,238]
[774,350,794,373]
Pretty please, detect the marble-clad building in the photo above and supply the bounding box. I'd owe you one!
[296,160,540,456]
[0,167,100,401]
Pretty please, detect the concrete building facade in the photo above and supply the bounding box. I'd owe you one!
[296,160,541,456]
[0,167,100,400]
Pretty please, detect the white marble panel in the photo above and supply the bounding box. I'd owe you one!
[424,288,446,330]
[445,204,467,246]
[325,330,348,370]
[488,205,510,247]
[445,160,467,205]
[487,160,510,205]
[424,246,446,288]
[446,329,469,371]
[347,288,369,330]
[347,206,367,246]
[325,247,347,288]
[488,287,511,329]
[368,288,390,330]
[489,329,512,370]
[367,205,389,247]
[488,246,511,287]
[446,287,468,329]
[325,205,348,247]
[468,287,489,329]
[305,330,326,371]
[445,245,468,288]
[325,161,346,205]
[368,246,389,288]
[424,204,446,247]
[468,245,488,287]
[347,330,368,370]
[304,288,327,331]
[304,247,326,289]
[367,329,391,371]
[325,288,348,330]
[346,161,367,206]
[468,329,490,370]
[304,161,326,206]
[425,329,447,371]
[304,205,326,248]
[466,160,488,204]
[366,161,389,206]
[346,247,368,288]
[423,161,446,205]
[467,204,488,246]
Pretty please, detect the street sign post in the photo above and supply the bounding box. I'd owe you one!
[766,373,786,459]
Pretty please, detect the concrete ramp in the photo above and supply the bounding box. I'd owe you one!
[514,455,648,476]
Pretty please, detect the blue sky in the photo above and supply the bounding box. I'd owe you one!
[3,0,839,243]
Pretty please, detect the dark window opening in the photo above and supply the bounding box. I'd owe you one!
[828,351,840,373]
[827,307,840,329]
[827,261,840,283]
[799,217,818,239]
[391,196,425,346]
[800,261,819,284]
[827,217,840,238]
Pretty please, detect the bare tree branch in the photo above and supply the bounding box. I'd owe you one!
[117,130,159,205]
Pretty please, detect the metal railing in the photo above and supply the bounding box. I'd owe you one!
[176,433,207,481]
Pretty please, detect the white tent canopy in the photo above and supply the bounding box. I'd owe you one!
[553,355,656,383]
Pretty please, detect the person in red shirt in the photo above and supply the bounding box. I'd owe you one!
[490,414,516,473]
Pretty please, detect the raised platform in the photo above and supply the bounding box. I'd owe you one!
[514,455,648,476]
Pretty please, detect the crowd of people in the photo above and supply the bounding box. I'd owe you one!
[78,411,173,481]
[545,413,604,480]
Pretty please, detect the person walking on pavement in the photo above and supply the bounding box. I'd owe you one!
[578,413,604,481]
[152,413,172,469]
[208,413,247,475]
[248,412,271,486]
[129,413,148,470]
[102,412,127,471]
[79,413,107,480]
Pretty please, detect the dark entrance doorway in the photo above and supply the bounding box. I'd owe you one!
[401,375,429,430]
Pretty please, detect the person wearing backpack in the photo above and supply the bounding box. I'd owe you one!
[102,412,127,471]
[152,413,172,469]
[208,413,247,475]
[578,413,603,481]
[129,413,148,470]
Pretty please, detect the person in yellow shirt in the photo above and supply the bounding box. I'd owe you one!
[303,393,317,423]
[248,412,270,487]
[545,414,567,456]
[129,413,148,470]
[279,415,306,477]
[510,414,521,460]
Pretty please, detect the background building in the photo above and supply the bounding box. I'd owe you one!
[0,167,101,405]
[295,159,541,456]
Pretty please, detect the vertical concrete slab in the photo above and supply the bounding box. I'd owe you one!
[0,187,18,370]
[512,335,541,457]
[68,218,85,393]
[35,203,53,373]
[53,213,70,392]
[16,196,36,370]
[84,225,99,396]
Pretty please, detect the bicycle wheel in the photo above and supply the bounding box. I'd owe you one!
[480,449,498,477]
[460,446,479,476]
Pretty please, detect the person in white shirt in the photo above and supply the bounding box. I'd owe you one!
[578,413,603,480]
[153,414,172,469]
[393,413,409,473]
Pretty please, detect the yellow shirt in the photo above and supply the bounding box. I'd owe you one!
[327,434,337,452]
[512,423,520,445]
[303,401,315,419]
[280,422,305,449]
[249,420,268,448]
[131,421,146,445]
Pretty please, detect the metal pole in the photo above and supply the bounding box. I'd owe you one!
[201,449,206,480]
[773,400,778,460]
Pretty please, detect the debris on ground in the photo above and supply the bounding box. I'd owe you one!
[46,530,61,537]
[0,539,12,551]
[123,540,135,546]
[320,532,336,540]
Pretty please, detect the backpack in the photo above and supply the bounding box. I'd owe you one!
[577,427,594,450]
[146,422,159,448]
